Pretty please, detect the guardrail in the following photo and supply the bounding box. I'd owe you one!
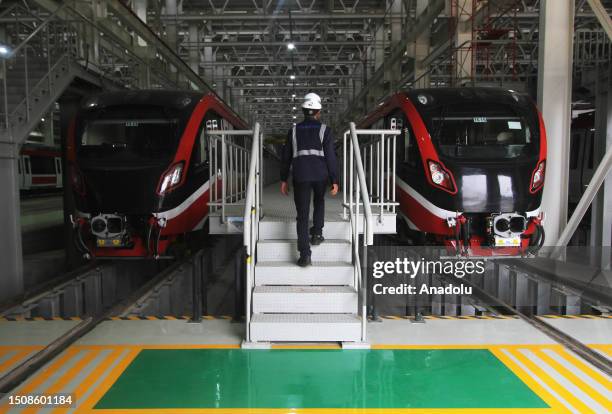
[207,128,256,223]
[242,123,261,342]
[342,123,400,340]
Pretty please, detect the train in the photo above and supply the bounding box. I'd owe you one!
[359,88,547,256]
[67,90,248,258]
[18,144,63,192]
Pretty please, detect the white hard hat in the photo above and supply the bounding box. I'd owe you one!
[301,92,322,110]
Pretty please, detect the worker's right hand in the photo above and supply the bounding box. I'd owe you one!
[281,181,289,196]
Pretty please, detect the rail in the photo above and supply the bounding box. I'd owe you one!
[242,123,261,342]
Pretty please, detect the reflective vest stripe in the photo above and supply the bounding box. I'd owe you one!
[296,149,325,157]
[292,124,327,159]
[292,125,298,158]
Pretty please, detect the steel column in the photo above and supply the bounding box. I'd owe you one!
[590,74,612,249]
[537,0,574,245]
[0,152,23,302]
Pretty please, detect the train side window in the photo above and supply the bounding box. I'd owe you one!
[403,124,420,168]
[24,158,30,174]
[30,156,55,174]
[191,126,208,168]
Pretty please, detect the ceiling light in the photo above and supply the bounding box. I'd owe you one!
[293,115,297,119]
[292,94,296,98]
[289,74,296,80]
[287,42,296,50]
[0,45,9,55]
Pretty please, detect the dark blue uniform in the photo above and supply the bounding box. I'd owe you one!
[281,118,338,257]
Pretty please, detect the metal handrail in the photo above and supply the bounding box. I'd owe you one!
[242,122,261,342]
[348,123,375,245]
[343,122,401,341]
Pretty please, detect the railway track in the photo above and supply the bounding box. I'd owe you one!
[0,235,242,394]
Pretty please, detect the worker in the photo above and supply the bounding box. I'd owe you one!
[280,92,339,267]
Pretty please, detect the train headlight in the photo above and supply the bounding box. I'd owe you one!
[91,218,106,234]
[427,161,456,193]
[530,161,545,192]
[417,94,428,105]
[495,218,510,233]
[157,162,184,195]
[431,171,444,185]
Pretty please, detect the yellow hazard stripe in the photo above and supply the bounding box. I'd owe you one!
[534,349,611,412]
[507,348,591,413]
[489,347,569,413]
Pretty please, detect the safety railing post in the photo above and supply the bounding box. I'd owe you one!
[221,133,226,223]
[24,51,29,122]
[3,60,8,129]
[343,131,348,220]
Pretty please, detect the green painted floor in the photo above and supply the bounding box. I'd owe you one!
[95,349,549,409]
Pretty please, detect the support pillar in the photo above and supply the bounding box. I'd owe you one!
[188,24,200,75]
[452,0,473,85]
[414,0,431,87]
[133,0,148,47]
[41,110,54,146]
[537,0,574,245]
[590,67,612,249]
[383,0,403,92]
[165,0,178,50]
[0,145,24,302]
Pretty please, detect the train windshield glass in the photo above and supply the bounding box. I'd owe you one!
[78,106,182,162]
[427,104,538,160]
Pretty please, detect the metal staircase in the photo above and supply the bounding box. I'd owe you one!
[235,122,400,347]
[0,0,210,146]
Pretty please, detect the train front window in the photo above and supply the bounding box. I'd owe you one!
[77,105,184,163]
[427,104,538,160]
[80,119,179,160]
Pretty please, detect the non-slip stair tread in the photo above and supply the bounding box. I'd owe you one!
[257,261,352,267]
[253,286,356,293]
[251,313,361,323]
[258,239,350,245]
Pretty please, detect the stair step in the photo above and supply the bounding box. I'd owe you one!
[250,313,362,342]
[259,219,350,240]
[255,261,353,286]
[257,239,351,262]
[253,286,357,313]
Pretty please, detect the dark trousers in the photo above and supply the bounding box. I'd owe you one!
[293,180,327,256]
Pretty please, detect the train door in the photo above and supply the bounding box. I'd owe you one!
[22,155,32,189]
[55,157,63,188]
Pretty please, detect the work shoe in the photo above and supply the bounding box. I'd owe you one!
[297,255,312,267]
[310,234,325,245]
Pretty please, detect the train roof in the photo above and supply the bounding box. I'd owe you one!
[403,87,531,106]
[80,90,207,110]
[78,90,248,129]
[360,87,534,127]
